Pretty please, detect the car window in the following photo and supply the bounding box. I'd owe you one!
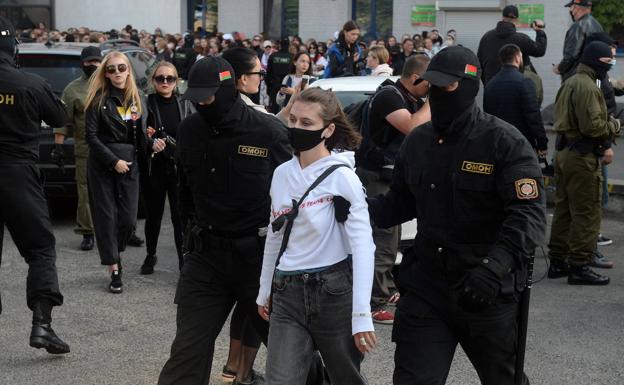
[19,54,82,95]
[334,91,373,108]
[125,50,158,92]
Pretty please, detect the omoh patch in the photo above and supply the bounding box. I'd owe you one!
[515,178,538,200]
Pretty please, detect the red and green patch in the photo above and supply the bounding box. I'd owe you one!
[464,64,478,77]
[219,71,232,81]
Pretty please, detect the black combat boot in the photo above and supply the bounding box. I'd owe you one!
[568,265,610,286]
[547,259,569,279]
[140,254,157,275]
[80,234,94,251]
[30,300,70,354]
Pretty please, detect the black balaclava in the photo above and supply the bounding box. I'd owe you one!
[429,78,480,133]
[196,83,238,124]
[0,16,18,63]
[580,41,613,81]
[82,63,99,78]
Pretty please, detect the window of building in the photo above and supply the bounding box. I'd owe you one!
[263,0,299,38]
[190,0,218,34]
[352,0,393,40]
[0,0,53,31]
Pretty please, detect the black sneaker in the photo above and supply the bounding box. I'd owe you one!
[568,265,610,286]
[597,234,613,246]
[127,233,144,247]
[589,250,614,269]
[80,234,94,251]
[547,259,569,279]
[140,255,157,275]
[109,270,123,293]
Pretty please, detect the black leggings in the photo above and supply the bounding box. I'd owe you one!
[143,160,183,267]
[229,302,262,348]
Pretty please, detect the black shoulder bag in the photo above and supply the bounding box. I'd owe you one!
[268,164,348,313]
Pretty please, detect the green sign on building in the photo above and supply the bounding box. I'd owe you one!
[518,4,545,29]
[411,4,436,27]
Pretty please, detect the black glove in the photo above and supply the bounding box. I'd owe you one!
[50,144,65,169]
[457,264,501,313]
[333,195,351,223]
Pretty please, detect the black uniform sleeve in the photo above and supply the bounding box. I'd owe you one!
[85,105,119,168]
[175,121,196,226]
[35,81,68,128]
[269,120,293,170]
[518,30,547,58]
[487,132,547,278]
[367,143,417,228]
[520,78,548,150]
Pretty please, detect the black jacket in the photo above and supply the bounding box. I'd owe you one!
[369,104,546,295]
[477,21,547,85]
[484,65,548,151]
[559,13,604,81]
[85,87,149,169]
[176,96,292,234]
[266,50,292,94]
[0,51,67,162]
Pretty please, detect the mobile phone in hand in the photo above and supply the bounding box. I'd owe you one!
[300,77,308,88]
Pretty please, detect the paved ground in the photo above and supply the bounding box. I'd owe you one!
[1,202,624,385]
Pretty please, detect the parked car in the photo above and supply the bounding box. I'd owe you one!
[18,40,158,198]
[310,76,418,253]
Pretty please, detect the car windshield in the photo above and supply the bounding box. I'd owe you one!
[19,54,82,95]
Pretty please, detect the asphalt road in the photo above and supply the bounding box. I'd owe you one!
[1,202,624,385]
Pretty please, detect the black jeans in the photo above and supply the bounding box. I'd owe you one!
[87,153,139,266]
[143,160,183,267]
[393,292,529,385]
[0,163,63,312]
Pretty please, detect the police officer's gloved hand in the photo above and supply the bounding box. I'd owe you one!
[457,264,501,313]
[50,144,65,168]
[333,195,351,223]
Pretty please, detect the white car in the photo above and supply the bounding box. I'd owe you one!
[311,76,418,256]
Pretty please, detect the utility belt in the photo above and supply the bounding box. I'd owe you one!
[184,225,264,254]
[555,133,609,157]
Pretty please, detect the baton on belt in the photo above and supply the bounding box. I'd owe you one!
[514,255,534,385]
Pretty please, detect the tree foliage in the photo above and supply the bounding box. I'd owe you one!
[592,0,624,33]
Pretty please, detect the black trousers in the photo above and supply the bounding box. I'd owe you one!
[158,233,327,385]
[0,163,63,312]
[143,160,183,267]
[87,155,139,266]
[393,292,529,385]
[230,301,262,349]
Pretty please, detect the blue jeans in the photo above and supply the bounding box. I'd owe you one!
[266,259,367,385]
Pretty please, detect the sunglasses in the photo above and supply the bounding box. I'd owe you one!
[413,78,425,86]
[245,71,266,79]
[154,75,178,84]
[105,64,128,74]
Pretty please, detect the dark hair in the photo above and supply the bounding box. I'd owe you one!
[402,55,430,78]
[289,51,313,76]
[499,44,521,65]
[293,88,362,151]
[338,20,360,43]
[221,47,258,79]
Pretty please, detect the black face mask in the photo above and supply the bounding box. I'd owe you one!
[82,64,98,78]
[196,85,238,124]
[288,126,327,152]
[429,78,480,133]
[580,42,614,81]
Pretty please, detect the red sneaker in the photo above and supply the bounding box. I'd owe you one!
[372,310,394,324]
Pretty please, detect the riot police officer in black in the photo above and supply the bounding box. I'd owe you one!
[368,46,546,384]
[0,16,70,354]
[157,57,294,384]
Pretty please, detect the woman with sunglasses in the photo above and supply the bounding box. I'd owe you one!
[85,51,165,293]
[139,61,195,275]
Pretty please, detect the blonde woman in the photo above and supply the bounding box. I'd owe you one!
[85,51,165,293]
[366,46,393,77]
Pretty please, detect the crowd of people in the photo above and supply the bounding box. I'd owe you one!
[0,0,622,384]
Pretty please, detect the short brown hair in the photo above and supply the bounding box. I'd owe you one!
[293,88,362,151]
[368,46,390,64]
[402,54,430,79]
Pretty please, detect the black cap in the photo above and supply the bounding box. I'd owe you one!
[587,32,618,47]
[420,46,481,87]
[502,5,519,19]
[182,56,236,102]
[80,46,102,62]
[565,0,592,7]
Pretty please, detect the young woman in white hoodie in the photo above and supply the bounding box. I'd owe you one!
[257,87,377,384]
[366,45,393,77]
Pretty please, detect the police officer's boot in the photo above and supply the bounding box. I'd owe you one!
[29,300,70,354]
[547,259,569,279]
[567,265,610,286]
[140,254,157,275]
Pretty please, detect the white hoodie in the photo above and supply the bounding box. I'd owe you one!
[371,63,394,77]
[257,151,375,334]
